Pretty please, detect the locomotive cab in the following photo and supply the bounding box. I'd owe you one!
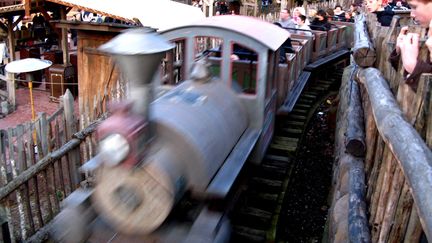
[160,15,292,164]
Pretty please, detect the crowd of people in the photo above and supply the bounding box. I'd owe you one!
[277,5,357,33]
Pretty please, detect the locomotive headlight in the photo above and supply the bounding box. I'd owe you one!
[99,134,130,167]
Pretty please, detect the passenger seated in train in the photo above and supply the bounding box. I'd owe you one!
[295,15,313,36]
[279,8,296,28]
[344,11,354,22]
[333,5,346,21]
[365,0,395,26]
[389,0,432,91]
[293,7,310,25]
[310,9,332,31]
[273,22,295,63]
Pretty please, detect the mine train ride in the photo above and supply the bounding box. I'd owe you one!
[52,15,351,242]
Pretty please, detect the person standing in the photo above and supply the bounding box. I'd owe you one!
[389,0,432,91]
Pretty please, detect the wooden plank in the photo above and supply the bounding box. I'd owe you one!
[16,125,35,235]
[54,120,66,197]
[63,90,80,188]
[404,207,422,243]
[0,165,14,243]
[35,114,54,222]
[49,163,60,214]
[25,123,43,228]
[7,128,14,177]
[366,137,385,219]
[10,160,27,239]
[387,181,413,243]
[0,130,7,184]
[6,73,15,109]
[371,147,395,242]
[378,167,404,242]
[15,125,25,173]
[360,84,378,177]
[6,17,15,61]
[39,114,49,157]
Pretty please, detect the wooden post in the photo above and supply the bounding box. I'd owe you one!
[352,14,376,68]
[357,67,432,241]
[60,7,70,65]
[63,90,80,188]
[6,17,15,61]
[24,0,30,18]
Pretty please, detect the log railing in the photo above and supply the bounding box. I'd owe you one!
[329,10,432,243]
[357,68,432,242]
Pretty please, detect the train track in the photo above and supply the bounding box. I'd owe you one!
[230,64,345,243]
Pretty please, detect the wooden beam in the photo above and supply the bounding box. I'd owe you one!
[0,22,7,33]
[24,0,30,18]
[60,7,69,65]
[7,17,15,61]
[12,15,24,29]
[37,6,62,36]
[66,7,72,14]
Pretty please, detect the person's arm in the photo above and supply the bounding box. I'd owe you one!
[389,48,401,70]
[400,33,420,74]
[404,59,432,91]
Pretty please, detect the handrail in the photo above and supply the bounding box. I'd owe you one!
[356,67,432,241]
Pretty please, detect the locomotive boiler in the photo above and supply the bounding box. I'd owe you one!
[53,28,250,241]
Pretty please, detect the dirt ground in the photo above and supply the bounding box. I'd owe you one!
[277,95,337,242]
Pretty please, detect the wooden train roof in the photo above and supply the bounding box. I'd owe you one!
[45,0,205,31]
[163,15,291,51]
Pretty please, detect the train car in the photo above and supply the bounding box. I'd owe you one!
[52,15,350,243]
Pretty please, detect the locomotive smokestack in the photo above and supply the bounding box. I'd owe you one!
[99,28,174,139]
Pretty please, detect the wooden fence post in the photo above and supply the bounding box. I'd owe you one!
[63,90,81,188]
[352,14,376,68]
[6,73,15,111]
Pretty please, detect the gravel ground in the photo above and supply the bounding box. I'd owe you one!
[277,95,337,243]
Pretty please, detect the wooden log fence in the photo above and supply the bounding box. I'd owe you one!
[330,8,432,241]
[356,68,432,242]
[0,89,105,242]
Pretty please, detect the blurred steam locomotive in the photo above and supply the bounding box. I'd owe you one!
[52,15,350,242]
